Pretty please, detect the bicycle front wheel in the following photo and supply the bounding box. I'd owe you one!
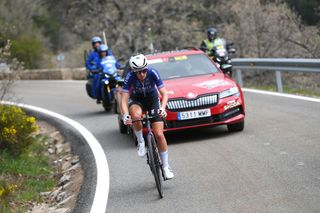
[147,133,163,198]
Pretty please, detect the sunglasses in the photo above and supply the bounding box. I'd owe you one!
[136,69,147,74]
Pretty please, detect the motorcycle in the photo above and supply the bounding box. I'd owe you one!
[86,55,122,111]
[209,38,236,77]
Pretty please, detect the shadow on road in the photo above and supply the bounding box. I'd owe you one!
[165,125,233,145]
[99,129,137,150]
[68,110,116,119]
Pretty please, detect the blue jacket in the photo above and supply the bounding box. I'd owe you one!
[85,50,100,71]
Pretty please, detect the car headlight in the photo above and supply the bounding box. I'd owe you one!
[219,86,239,99]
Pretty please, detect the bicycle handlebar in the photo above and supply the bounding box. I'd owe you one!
[132,114,161,123]
[131,114,168,129]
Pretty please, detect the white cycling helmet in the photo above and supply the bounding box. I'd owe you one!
[129,54,148,72]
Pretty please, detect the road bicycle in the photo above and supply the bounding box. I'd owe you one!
[133,114,166,198]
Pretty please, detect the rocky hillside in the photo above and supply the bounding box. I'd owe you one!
[0,0,319,68]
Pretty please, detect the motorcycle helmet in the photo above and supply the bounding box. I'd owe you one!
[129,54,148,72]
[98,44,109,52]
[207,28,217,41]
[91,36,102,45]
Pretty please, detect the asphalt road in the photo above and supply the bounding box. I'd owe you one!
[11,80,320,213]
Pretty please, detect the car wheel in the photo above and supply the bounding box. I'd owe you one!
[227,120,244,132]
[113,100,118,114]
[118,115,127,134]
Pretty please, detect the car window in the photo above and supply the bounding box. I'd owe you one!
[148,54,219,80]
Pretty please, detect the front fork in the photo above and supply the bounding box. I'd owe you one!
[101,79,113,103]
[106,84,111,101]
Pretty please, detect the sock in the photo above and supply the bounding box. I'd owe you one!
[160,151,169,168]
[134,130,144,144]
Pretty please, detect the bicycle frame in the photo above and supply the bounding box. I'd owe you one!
[132,114,165,198]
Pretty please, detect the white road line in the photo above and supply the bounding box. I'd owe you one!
[1,101,109,213]
[243,88,320,103]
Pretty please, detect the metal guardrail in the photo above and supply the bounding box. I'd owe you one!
[232,58,320,92]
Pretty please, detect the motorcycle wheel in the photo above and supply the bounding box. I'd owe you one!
[113,99,118,114]
[102,99,112,112]
[86,81,93,98]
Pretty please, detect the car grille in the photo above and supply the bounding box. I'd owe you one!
[167,94,218,111]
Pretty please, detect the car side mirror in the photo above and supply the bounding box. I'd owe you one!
[118,56,125,61]
[118,64,125,70]
[228,48,236,54]
[221,64,232,71]
[221,64,233,77]
[227,41,234,46]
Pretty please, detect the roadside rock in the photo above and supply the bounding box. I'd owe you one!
[59,174,71,186]
[27,121,84,213]
[49,131,64,143]
[62,161,72,171]
[71,156,79,165]
[30,204,70,213]
[48,148,55,154]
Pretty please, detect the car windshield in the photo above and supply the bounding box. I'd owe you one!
[148,54,219,80]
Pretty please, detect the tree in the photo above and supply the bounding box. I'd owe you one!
[2,0,318,69]
[0,0,51,69]
[285,0,320,25]
[286,26,320,58]
[0,0,45,38]
[0,40,23,101]
[205,0,320,59]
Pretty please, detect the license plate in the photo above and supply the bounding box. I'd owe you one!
[178,109,211,120]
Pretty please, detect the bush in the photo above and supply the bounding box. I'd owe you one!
[0,180,17,201]
[10,37,45,69]
[0,105,38,156]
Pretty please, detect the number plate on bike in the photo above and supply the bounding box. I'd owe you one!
[178,109,211,120]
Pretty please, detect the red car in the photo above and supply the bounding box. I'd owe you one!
[118,48,245,133]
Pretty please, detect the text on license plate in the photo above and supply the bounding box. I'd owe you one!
[178,109,211,120]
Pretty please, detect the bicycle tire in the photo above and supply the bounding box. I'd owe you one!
[153,143,164,198]
[147,133,163,198]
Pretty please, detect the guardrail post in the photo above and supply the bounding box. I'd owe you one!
[236,69,243,87]
[275,70,283,93]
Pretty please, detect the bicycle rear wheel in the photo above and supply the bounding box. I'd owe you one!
[147,133,163,198]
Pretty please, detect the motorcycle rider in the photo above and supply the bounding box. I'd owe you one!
[121,54,174,179]
[85,36,102,73]
[98,44,122,71]
[93,44,121,104]
[85,36,102,103]
[200,27,220,56]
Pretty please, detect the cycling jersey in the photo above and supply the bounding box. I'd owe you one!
[122,67,164,98]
